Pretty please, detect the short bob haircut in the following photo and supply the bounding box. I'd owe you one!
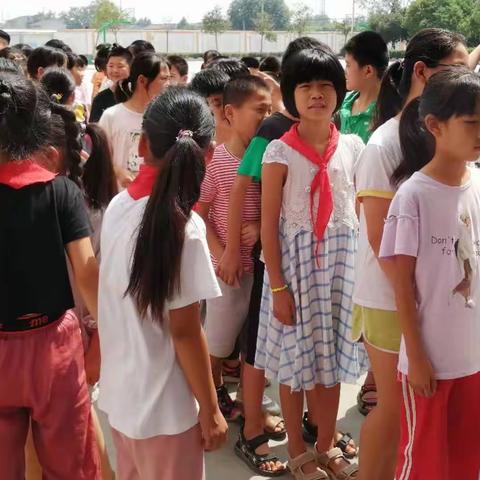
[281,48,346,118]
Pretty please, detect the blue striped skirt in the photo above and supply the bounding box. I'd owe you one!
[255,223,369,391]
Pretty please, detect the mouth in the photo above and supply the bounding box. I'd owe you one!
[308,103,327,110]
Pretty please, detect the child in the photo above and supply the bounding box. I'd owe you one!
[257,48,365,480]
[0,72,100,479]
[380,67,480,480]
[190,68,231,147]
[91,44,111,100]
[99,51,170,187]
[0,29,10,49]
[68,53,91,117]
[90,44,132,123]
[40,67,76,106]
[339,31,388,145]
[241,56,260,73]
[167,54,189,85]
[98,86,227,479]
[197,76,272,423]
[128,39,155,57]
[352,28,470,480]
[26,46,67,80]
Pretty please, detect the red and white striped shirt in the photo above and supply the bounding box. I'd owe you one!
[199,144,261,272]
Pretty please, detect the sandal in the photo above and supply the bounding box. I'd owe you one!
[315,447,359,480]
[263,412,287,441]
[234,430,287,477]
[288,451,329,480]
[357,384,377,416]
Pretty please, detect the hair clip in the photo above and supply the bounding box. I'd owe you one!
[51,93,63,103]
[176,129,194,141]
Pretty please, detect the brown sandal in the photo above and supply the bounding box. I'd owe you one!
[288,451,329,480]
[315,447,358,480]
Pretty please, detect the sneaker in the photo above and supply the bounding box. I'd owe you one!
[217,385,243,422]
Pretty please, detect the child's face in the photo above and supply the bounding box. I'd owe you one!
[207,93,227,130]
[145,65,171,100]
[71,65,86,87]
[169,65,188,86]
[225,89,272,144]
[294,80,337,122]
[345,53,376,92]
[106,56,130,83]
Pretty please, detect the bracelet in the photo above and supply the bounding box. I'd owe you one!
[271,284,288,294]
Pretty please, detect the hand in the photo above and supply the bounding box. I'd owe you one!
[199,406,228,452]
[217,250,243,286]
[241,221,261,247]
[407,353,437,397]
[272,289,296,326]
[84,332,101,386]
[117,168,135,188]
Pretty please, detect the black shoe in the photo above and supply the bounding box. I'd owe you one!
[216,385,242,422]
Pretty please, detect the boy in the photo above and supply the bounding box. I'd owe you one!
[167,55,189,85]
[190,68,230,146]
[90,45,132,122]
[340,31,388,144]
[0,30,11,50]
[197,76,271,425]
[26,46,67,80]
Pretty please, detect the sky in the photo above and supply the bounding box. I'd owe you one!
[1,0,360,23]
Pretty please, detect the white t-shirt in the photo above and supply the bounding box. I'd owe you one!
[98,193,221,439]
[99,103,144,174]
[354,117,402,310]
[380,170,480,379]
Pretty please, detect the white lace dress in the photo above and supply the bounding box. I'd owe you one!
[255,135,369,390]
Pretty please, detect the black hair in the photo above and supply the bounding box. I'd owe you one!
[115,52,169,103]
[0,58,22,75]
[203,49,220,63]
[342,31,388,79]
[82,123,118,209]
[0,30,11,45]
[107,44,133,65]
[189,68,230,98]
[40,67,76,105]
[167,55,188,77]
[94,43,112,72]
[0,72,51,160]
[281,48,347,117]
[126,87,214,320]
[66,52,88,70]
[27,46,67,80]
[394,67,480,186]
[241,56,260,69]
[282,36,332,66]
[78,55,88,67]
[45,39,72,53]
[260,56,281,74]
[47,102,82,186]
[12,43,33,58]
[373,28,467,130]
[0,47,27,74]
[208,58,249,80]
[129,40,155,57]
[223,75,269,107]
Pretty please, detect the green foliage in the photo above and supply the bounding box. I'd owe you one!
[228,0,290,30]
[92,0,131,30]
[203,6,230,48]
[60,6,96,28]
[289,3,312,36]
[177,17,190,29]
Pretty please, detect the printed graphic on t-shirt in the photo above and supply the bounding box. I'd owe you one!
[127,131,142,173]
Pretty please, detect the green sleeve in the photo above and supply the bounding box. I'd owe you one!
[237,136,270,183]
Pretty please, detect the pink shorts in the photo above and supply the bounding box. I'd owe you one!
[0,311,100,479]
[112,424,205,480]
[396,372,480,480]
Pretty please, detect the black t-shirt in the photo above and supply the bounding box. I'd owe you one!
[0,176,91,326]
[90,88,116,123]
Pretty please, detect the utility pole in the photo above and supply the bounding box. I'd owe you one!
[351,0,356,34]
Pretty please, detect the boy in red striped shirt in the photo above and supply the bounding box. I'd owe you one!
[198,75,271,421]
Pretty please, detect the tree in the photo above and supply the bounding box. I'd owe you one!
[289,3,312,37]
[228,0,290,30]
[61,5,96,28]
[92,0,131,30]
[136,17,152,27]
[202,6,230,49]
[334,18,352,44]
[254,10,277,53]
[177,17,190,29]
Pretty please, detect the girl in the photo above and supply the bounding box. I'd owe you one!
[98,87,228,479]
[0,73,100,478]
[257,48,366,480]
[99,51,170,188]
[352,28,470,480]
[380,67,480,480]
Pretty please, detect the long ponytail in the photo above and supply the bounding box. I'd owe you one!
[126,87,214,321]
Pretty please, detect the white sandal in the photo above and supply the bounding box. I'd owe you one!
[288,451,329,480]
[315,446,359,480]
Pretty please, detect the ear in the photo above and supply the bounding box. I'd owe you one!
[138,133,148,158]
[223,104,234,125]
[424,113,442,138]
[37,66,45,79]
[38,145,61,173]
[137,74,148,89]
[181,75,189,85]
[413,61,429,87]
[364,65,375,79]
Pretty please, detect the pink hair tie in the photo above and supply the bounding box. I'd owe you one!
[176,129,194,141]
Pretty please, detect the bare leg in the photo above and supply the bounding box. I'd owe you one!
[92,407,115,480]
[25,427,42,480]
[210,356,223,387]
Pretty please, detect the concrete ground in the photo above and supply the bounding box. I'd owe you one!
[99,375,366,479]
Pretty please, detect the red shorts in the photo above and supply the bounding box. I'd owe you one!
[396,372,480,480]
[0,311,100,479]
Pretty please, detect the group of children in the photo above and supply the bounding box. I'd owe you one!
[0,25,479,480]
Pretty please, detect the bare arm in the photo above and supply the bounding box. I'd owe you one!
[170,302,228,451]
[196,201,225,263]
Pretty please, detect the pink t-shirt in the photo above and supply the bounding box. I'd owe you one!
[380,170,480,380]
[199,144,261,272]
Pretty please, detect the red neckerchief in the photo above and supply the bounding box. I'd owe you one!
[0,160,56,189]
[127,163,159,200]
[280,123,339,243]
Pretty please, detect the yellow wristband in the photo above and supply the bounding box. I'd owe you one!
[271,284,288,294]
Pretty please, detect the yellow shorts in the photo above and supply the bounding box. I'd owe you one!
[351,304,401,354]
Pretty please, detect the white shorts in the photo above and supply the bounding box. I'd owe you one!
[205,274,254,358]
